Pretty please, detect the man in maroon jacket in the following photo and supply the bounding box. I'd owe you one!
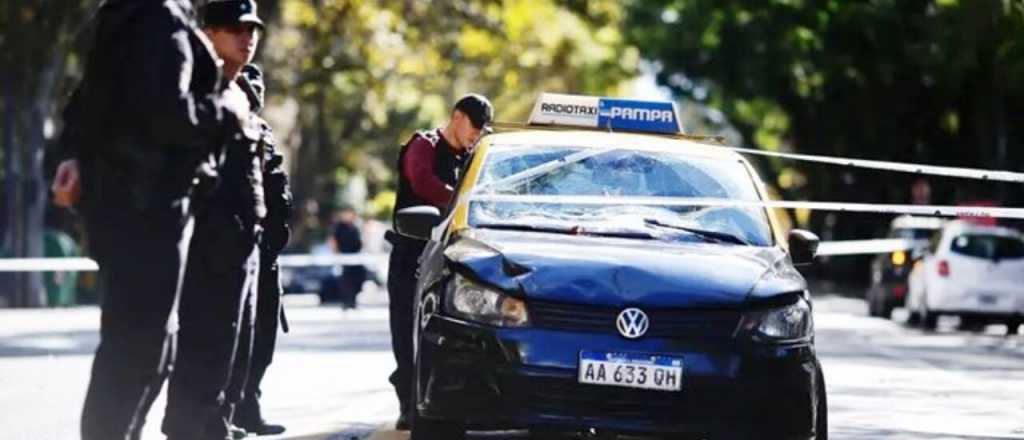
[385,94,493,429]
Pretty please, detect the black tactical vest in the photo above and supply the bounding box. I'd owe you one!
[393,129,466,222]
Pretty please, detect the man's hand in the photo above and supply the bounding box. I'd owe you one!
[52,159,82,208]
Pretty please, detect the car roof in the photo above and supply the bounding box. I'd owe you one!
[942,220,1022,238]
[484,130,746,162]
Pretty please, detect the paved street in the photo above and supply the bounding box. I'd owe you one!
[1,290,1022,440]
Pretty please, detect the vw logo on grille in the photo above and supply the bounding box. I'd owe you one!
[616,308,649,339]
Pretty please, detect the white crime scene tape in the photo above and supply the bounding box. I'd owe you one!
[491,121,1024,183]
[0,253,389,272]
[816,238,922,257]
[720,144,1024,183]
[469,194,1024,220]
[0,258,100,272]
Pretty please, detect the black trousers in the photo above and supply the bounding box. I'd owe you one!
[163,213,259,440]
[237,254,284,421]
[386,233,426,414]
[80,205,194,440]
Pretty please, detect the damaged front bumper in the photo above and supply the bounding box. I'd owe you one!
[416,314,823,439]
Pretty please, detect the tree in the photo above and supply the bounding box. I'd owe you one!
[0,1,93,306]
[627,0,1024,204]
[260,0,637,246]
[626,0,1024,283]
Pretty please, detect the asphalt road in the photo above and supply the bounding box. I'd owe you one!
[1,289,1021,440]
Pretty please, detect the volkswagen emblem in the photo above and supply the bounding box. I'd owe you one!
[616,308,649,339]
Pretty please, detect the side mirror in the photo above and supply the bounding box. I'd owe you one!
[395,206,442,241]
[788,229,820,267]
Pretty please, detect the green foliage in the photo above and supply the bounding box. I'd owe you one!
[261,0,637,220]
[626,0,1024,206]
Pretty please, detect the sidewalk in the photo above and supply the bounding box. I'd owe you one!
[0,289,400,440]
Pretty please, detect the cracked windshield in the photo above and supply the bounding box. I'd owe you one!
[471,145,773,246]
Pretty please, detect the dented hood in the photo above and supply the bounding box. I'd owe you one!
[445,229,806,309]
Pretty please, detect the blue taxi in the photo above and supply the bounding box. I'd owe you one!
[396,94,827,440]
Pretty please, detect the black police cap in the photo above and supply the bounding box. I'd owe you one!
[454,93,494,130]
[202,0,265,29]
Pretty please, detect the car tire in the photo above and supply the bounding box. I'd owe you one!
[919,299,938,331]
[958,316,986,332]
[410,316,465,440]
[906,310,921,327]
[814,362,828,440]
[866,291,880,317]
[1007,321,1021,336]
[410,412,464,440]
[409,358,464,440]
[879,302,894,320]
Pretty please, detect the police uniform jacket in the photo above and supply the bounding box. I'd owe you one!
[59,0,252,218]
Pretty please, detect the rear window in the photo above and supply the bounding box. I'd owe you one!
[949,234,1024,260]
[890,228,936,240]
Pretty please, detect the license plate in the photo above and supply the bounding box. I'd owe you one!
[578,350,683,391]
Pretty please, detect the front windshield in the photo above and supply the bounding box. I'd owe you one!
[469,144,774,246]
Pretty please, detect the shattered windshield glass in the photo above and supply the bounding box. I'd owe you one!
[470,144,774,246]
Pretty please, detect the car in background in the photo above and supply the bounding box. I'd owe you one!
[281,264,336,298]
[906,220,1024,334]
[280,242,337,302]
[396,94,827,440]
[866,215,943,319]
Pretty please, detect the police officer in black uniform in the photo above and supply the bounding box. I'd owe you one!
[161,1,268,439]
[231,63,293,436]
[385,94,493,429]
[52,1,252,438]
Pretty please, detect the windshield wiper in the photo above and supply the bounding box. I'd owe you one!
[476,222,575,234]
[643,218,750,246]
[477,222,655,240]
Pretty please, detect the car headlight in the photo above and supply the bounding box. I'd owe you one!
[444,274,529,327]
[740,298,813,343]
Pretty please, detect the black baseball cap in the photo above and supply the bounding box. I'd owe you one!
[454,93,493,130]
[201,0,265,29]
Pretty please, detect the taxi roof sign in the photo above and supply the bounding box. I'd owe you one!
[527,93,683,135]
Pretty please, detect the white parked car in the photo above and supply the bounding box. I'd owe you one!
[906,220,1024,334]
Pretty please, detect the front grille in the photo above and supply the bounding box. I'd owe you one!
[529,300,741,339]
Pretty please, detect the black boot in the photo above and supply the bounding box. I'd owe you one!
[395,411,410,431]
[235,397,286,436]
[203,404,249,440]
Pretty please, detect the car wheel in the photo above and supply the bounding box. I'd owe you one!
[867,294,881,318]
[1007,321,1021,336]
[410,319,465,440]
[865,289,878,317]
[958,316,986,332]
[409,366,465,440]
[879,302,894,320]
[814,363,828,440]
[906,310,921,327]
[919,298,938,331]
[410,412,464,440]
